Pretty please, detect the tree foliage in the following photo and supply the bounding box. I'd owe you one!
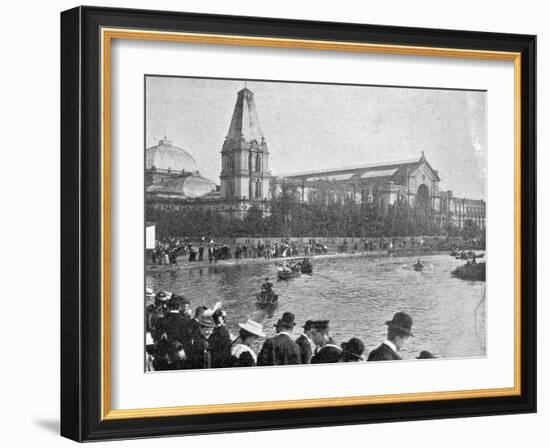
[146,196,482,239]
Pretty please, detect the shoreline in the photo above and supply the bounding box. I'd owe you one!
[146,248,462,273]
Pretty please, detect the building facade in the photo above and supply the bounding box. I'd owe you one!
[146,85,485,229]
[273,152,485,230]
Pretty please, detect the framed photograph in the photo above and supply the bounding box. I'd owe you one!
[60,6,536,441]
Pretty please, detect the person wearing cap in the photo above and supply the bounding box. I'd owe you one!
[367,312,413,361]
[310,320,342,364]
[295,320,315,364]
[257,312,301,366]
[340,337,366,362]
[230,319,266,367]
[208,309,232,368]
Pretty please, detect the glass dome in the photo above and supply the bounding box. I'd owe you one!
[145,138,199,173]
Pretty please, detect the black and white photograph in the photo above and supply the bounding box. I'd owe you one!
[144,76,487,372]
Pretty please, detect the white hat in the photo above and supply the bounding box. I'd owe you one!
[146,287,154,296]
[145,332,154,346]
[238,319,265,338]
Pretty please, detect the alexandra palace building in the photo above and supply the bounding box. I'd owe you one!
[146,86,485,230]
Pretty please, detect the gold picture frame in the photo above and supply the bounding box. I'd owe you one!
[61,6,536,441]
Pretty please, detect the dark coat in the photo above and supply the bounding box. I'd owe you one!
[208,325,232,368]
[367,343,402,361]
[311,344,342,364]
[295,334,313,364]
[257,333,301,366]
[154,311,187,344]
[186,335,211,369]
[182,318,201,352]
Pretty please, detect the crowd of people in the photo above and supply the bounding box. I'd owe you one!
[150,235,484,267]
[151,238,313,266]
[145,289,436,372]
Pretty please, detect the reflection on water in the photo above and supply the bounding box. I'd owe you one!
[147,254,486,359]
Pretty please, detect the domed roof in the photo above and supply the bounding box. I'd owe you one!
[146,174,217,198]
[146,138,198,173]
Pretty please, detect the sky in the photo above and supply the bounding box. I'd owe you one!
[146,76,487,200]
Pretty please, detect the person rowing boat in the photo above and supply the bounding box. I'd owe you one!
[413,259,424,271]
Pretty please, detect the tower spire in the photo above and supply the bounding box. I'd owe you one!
[226,85,264,143]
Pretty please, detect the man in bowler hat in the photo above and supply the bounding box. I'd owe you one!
[367,312,413,361]
[310,320,342,364]
[257,312,301,366]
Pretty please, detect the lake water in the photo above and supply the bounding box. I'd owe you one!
[146,253,486,360]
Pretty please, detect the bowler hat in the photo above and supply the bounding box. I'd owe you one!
[341,337,365,360]
[275,312,296,329]
[416,350,436,359]
[385,312,414,336]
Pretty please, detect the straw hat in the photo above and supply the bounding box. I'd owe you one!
[238,319,265,338]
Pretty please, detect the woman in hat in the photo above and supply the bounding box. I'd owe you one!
[230,319,266,367]
[340,337,366,362]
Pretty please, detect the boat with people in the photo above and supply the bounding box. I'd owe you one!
[276,260,302,280]
[277,269,300,280]
[454,251,485,260]
[413,259,424,271]
[256,278,279,307]
[255,290,279,307]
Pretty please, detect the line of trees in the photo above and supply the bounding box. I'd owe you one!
[146,195,482,240]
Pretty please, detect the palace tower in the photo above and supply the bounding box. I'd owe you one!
[220,87,271,210]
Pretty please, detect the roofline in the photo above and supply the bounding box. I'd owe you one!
[277,157,421,179]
